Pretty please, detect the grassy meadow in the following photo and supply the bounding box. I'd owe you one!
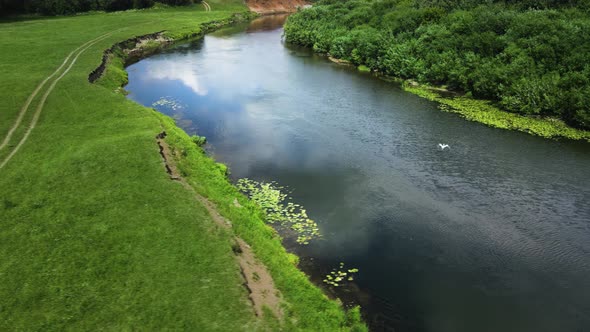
[0,3,364,331]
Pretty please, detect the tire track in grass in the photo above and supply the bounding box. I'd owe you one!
[0,32,116,170]
[0,32,115,151]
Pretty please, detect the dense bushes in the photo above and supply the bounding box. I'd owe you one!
[285,0,590,130]
[0,0,199,16]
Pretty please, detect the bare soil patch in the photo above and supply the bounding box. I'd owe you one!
[245,0,310,14]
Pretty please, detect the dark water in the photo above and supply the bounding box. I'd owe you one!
[126,16,590,332]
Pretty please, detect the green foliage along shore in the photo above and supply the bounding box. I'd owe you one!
[284,0,590,134]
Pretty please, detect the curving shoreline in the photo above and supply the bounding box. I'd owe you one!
[88,14,254,83]
[323,54,590,142]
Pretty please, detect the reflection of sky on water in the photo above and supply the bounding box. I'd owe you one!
[129,35,324,176]
[145,60,208,96]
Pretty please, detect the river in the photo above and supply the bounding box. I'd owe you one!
[125,15,590,332]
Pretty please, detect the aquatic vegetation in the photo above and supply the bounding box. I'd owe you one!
[357,65,370,72]
[323,263,359,287]
[403,84,590,141]
[152,96,185,111]
[236,178,320,244]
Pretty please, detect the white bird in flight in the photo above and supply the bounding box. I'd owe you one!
[438,143,450,150]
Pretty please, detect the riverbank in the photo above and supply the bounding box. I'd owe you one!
[402,82,590,142]
[0,6,364,330]
[96,13,366,330]
[324,56,590,142]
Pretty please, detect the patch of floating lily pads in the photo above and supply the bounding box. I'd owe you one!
[236,178,320,245]
[152,96,186,111]
[323,263,359,287]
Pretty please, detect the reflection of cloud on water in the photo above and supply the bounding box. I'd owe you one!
[147,61,208,96]
[214,100,339,178]
[202,36,243,52]
[218,102,283,171]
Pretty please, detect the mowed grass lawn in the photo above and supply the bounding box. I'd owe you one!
[0,4,267,330]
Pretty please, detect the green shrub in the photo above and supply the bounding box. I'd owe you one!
[190,135,207,147]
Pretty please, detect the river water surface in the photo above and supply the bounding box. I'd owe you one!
[126,16,590,332]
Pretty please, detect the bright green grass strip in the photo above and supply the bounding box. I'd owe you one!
[403,83,590,142]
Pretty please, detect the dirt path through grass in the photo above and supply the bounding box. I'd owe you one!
[0,31,120,170]
[156,132,283,320]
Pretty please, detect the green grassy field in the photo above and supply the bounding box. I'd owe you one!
[0,3,365,331]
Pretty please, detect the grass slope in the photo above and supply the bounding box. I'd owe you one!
[0,4,364,331]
